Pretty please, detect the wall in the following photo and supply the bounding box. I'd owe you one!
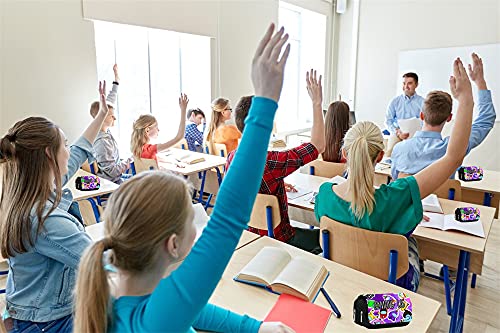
[1,0,98,142]
[335,0,500,170]
[1,0,279,141]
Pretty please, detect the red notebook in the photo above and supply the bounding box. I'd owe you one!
[264,294,332,333]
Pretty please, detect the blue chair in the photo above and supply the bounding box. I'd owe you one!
[320,216,409,285]
[307,160,346,178]
[130,158,158,175]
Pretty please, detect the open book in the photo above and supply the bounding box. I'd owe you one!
[419,213,485,238]
[176,153,205,165]
[234,246,329,302]
[422,194,443,213]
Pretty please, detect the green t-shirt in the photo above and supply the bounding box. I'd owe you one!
[314,176,423,235]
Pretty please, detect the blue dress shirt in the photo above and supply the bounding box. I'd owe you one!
[391,90,496,179]
[385,93,425,134]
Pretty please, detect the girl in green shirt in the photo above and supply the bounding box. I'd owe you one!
[315,55,478,291]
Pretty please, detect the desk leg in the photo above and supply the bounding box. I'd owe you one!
[449,250,470,333]
[483,192,492,207]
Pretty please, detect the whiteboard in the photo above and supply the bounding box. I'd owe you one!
[399,44,500,121]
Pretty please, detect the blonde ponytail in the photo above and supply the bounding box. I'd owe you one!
[343,121,385,220]
[205,97,229,155]
[74,239,112,333]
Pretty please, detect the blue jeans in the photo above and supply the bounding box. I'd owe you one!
[6,315,72,333]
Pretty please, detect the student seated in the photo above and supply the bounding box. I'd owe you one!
[73,23,293,333]
[226,69,325,254]
[206,97,241,155]
[391,53,496,180]
[90,64,132,184]
[323,101,351,163]
[315,57,475,292]
[185,107,206,152]
[0,82,113,333]
[131,94,189,161]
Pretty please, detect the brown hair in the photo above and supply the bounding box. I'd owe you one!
[422,91,453,126]
[89,101,100,118]
[234,96,253,133]
[323,101,351,163]
[0,117,63,257]
[131,114,157,159]
[205,97,229,154]
[343,121,385,220]
[403,72,419,84]
[74,171,192,333]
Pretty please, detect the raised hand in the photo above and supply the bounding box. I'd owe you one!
[467,53,487,90]
[113,64,120,82]
[99,81,109,115]
[306,69,323,106]
[251,23,291,102]
[449,58,472,104]
[178,93,189,111]
[258,322,295,333]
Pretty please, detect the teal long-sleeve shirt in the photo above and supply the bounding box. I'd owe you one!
[109,97,277,333]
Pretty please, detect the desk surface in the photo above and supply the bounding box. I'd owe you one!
[285,172,330,212]
[86,222,260,250]
[414,199,495,255]
[66,169,119,201]
[209,236,440,332]
[457,169,500,194]
[157,148,226,176]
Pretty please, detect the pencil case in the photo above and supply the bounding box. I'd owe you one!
[75,175,100,191]
[458,166,483,181]
[353,293,412,329]
[455,207,480,222]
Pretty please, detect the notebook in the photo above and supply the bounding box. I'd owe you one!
[234,246,329,301]
[419,212,485,238]
[286,186,312,200]
[265,294,332,333]
[421,194,443,213]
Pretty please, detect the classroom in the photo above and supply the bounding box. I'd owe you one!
[0,0,499,332]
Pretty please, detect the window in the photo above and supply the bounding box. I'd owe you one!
[94,21,211,154]
[278,1,327,132]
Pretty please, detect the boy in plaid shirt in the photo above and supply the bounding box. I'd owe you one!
[226,69,325,253]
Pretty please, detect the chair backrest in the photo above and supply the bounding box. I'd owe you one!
[320,216,409,281]
[173,138,188,150]
[307,160,346,178]
[249,194,281,238]
[399,173,462,201]
[81,160,99,175]
[206,142,228,157]
[130,158,158,175]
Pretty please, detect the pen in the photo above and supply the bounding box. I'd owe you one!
[320,287,341,318]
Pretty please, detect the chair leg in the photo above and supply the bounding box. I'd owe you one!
[388,250,398,284]
[322,230,330,259]
[443,265,452,315]
[471,273,477,288]
[266,206,274,238]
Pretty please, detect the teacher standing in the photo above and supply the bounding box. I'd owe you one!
[385,72,425,156]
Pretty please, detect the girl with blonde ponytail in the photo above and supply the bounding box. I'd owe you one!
[315,57,476,292]
[74,23,294,333]
[205,97,241,155]
[130,93,189,161]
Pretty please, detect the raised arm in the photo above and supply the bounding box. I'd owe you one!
[144,24,291,332]
[82,81,111,144]
[307,69,325,154]
[156,93,188,152]
[106,64,120,106]
[466,53,496,152]
[414,57,474,198]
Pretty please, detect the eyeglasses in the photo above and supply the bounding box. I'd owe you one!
[225,108,233,112]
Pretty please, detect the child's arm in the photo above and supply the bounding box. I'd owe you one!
[105,64,119,106]
[307,69,325,154]
[156,93,188,153]
[414,57,474,198]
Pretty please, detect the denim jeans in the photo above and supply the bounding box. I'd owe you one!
[6,315,72,333]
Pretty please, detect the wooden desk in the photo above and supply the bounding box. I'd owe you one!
[209,236,440,332]
[66,169,119,201]
[413,199,495,333]
[86,222,260,251]
[456,169,500,218]
[157,148,226,176]
[285,172,329,226]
